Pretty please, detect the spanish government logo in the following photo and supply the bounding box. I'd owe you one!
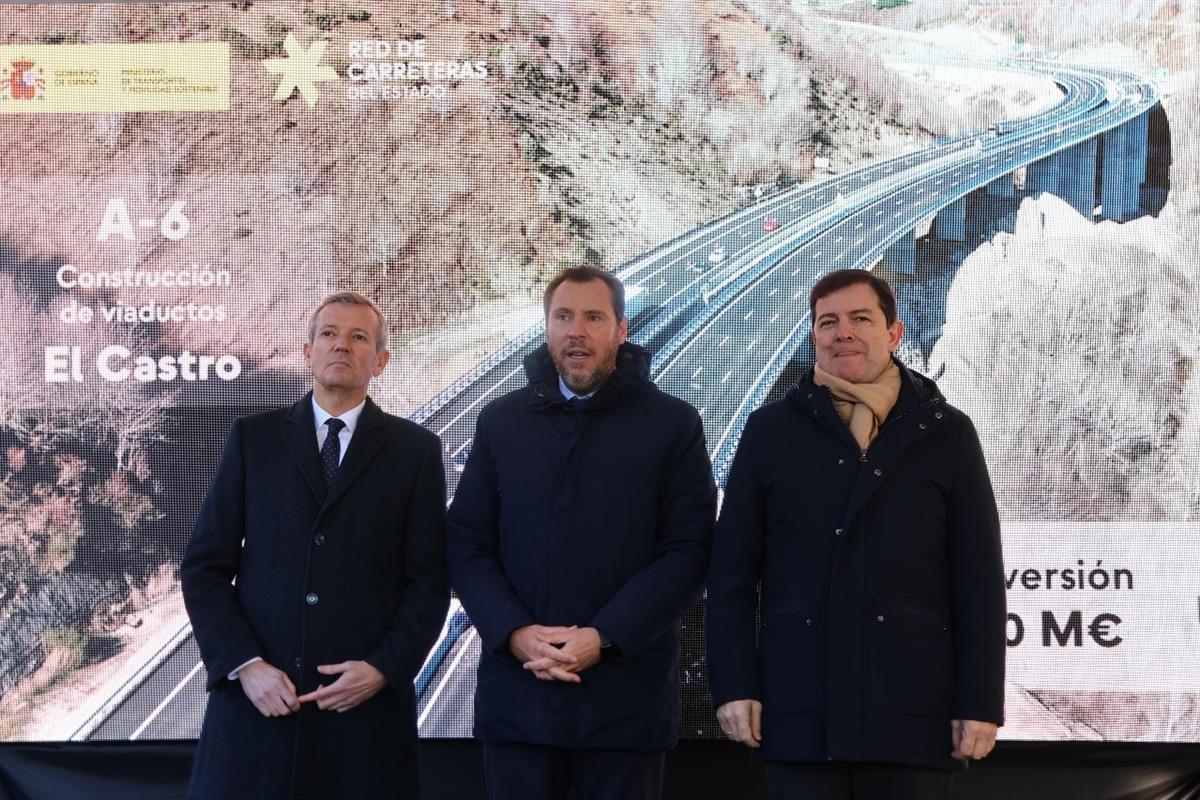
[0,59,47,102]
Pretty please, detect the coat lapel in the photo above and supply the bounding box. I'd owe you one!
[323,396,388,508]
[283,393,325,504]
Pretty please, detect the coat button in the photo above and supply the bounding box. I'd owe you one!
[805,618,813,625]
[306,592,319,605]
[876,615,885,623]
[314,534,326,546]
[837,458,844,465]
[807,393,813,399]
[834,528,843,535]
[918,423,927,430]
[294,657,302,668]
[934,411,944,419]
[873,468,882,477]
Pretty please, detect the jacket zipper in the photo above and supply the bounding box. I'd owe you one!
[856,399,936,462]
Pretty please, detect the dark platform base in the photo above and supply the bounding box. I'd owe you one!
[0,740,1197,799]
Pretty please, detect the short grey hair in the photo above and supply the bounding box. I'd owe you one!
[307,291,388,352]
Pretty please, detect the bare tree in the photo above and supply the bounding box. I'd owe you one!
[648,1,712,112]
[0,278,174,467]
[539,0,588,72]
[150,122,195,200]
[87,5,126,152]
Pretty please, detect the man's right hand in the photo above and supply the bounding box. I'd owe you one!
[509,625,578,680]
[716,699,763,748]
[237,660,300,717]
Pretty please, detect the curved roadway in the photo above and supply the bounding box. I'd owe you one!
[81,61,1159,740]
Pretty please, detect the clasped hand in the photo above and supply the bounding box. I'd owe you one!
[510,625,602,683]
[239,659,386,717]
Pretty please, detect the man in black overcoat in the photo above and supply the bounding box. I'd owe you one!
[706,269,1006,799]
[447,265,716,800]
[181,291,449,799]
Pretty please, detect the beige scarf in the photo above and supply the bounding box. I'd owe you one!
[813,361,902,449]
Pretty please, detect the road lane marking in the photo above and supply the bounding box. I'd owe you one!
[418,627,478,730]
[437,365,524,436]
[129,659,204,741]
[746,338,758,352]
[721,370,732,383]
[692,366,703,379]
[718,335,730,347]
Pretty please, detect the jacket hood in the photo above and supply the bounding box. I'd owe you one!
[523,341,653,411]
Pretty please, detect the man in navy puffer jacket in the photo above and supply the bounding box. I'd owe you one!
[449,265,716,800]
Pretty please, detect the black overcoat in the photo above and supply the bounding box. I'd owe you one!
[180,394,449,799]
[447,343,716,750]
[706,361,1005,770]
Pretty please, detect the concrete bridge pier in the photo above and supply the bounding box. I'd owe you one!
[1100,120,1133,220]
[966,188,997,238]
[1025,155,1059,194]
[1126,111,1149,214]
[987,173,1016,198]
[1100,112,1149,221]
[933,196,967,242]
[1057,137,1099,217]
[882,228,916,276]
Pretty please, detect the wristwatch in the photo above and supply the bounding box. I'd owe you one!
[598,631,620,661]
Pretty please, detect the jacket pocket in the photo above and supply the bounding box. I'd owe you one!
[759,596,822,713]
[867,594,953,717]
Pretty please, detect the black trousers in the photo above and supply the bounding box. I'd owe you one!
[765,761,954,800]
[482,742,665,800]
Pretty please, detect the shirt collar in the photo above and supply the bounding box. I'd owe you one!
[312,395,366,437]
[558,374,596,402]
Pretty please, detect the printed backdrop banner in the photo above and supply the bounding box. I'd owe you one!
[0,2,1196,744]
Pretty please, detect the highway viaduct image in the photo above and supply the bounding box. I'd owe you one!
[78,60,1170,741]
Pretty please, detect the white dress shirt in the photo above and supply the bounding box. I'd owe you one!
[312,396,366,465]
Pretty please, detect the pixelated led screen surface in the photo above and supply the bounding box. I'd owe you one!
[0,1,1197,743]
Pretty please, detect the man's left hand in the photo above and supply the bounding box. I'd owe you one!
[522,627,603,682]
[951,719,998,760]
[297,661,387,712]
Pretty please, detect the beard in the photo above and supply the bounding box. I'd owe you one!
[551,339,619,396]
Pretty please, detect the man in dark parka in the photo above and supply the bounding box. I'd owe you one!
[447,265,716,800]
[181,292,449,800]
[706,269,1005,799]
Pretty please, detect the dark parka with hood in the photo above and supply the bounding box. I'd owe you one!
[706,359,1005,770]
[447,342,716,750]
